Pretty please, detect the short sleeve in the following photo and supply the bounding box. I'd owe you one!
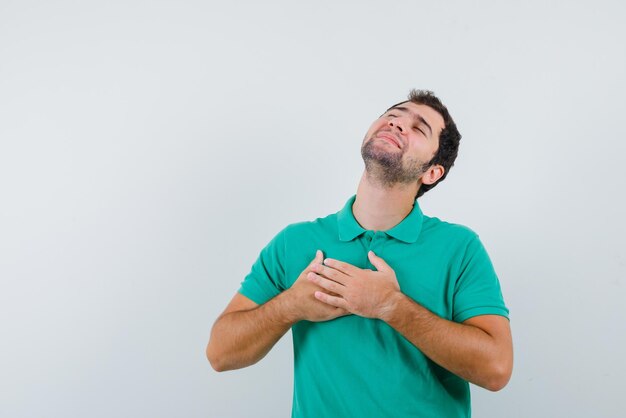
[238,228,287,305]
[452,234,509,323]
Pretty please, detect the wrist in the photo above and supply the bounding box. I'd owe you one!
[378,290,406,323]
[275,289,301,325]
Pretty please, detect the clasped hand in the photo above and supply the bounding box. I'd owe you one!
[307,250,402,320]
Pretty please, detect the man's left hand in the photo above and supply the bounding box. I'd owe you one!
[306,251,402,320]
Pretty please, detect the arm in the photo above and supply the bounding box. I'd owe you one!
[206,291,295,372]
[206,250,348,372]
[307,250,513,391]
[382,294,513,391]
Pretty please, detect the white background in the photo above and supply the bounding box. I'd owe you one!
[1,1,625,417]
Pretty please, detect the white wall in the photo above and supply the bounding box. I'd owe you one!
[1,1,624,417]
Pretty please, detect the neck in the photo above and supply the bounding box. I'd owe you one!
[352,171,421,231]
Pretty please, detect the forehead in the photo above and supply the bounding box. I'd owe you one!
[386,101,445,133]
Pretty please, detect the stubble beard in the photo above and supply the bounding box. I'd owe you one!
[361,138,430,188]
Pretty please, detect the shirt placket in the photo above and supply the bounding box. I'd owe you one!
[362,231,385,269]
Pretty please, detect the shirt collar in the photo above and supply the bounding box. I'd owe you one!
[336,195,424,244]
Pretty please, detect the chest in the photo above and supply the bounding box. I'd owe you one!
[285,237,460,320]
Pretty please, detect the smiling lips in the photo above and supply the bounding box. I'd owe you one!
[376,132,402,149]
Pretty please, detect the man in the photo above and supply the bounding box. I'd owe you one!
[206,90,513,417]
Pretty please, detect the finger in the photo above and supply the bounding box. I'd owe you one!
[307,272,345,295]
[323,258,359,277]
[367,250,390,272]
[314,291,350,310]
[311,263,350,285]
[308,249,324,268]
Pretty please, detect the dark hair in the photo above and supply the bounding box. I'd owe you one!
[386,89,461,199]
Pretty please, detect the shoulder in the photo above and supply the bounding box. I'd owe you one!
[279,212,339,238]
[422,215,480,243]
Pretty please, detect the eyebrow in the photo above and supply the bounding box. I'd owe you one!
[387,106,433,138]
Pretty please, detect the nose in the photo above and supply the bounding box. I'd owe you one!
[388,116,406,134]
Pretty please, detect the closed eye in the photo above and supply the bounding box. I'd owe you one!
[413,126,425,136]
[387,113,425,136]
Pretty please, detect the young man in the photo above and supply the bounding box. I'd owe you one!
[206,90,513,417]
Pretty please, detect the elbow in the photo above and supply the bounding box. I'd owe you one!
[208,357,226,373]
[210,361,227,373]
[206,341,249,372]
[206,342,227,372]
[484,375,509,392]
[484,360,513,392]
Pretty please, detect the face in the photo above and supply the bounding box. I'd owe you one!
[361,101,446,187]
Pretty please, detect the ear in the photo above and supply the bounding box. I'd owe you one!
[420,164,445,186]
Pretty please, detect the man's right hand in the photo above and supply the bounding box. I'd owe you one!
[207,250,350,371]
[283,250,351,323]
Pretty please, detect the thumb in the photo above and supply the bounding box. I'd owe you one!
[368,250,389,272]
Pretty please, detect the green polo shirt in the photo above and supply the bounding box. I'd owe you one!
[239,195,509,418]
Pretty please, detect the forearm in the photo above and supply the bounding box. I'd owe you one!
[207,292,296,372]
[383,293,508,391]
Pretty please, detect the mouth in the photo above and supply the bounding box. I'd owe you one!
[376,132,402,149]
